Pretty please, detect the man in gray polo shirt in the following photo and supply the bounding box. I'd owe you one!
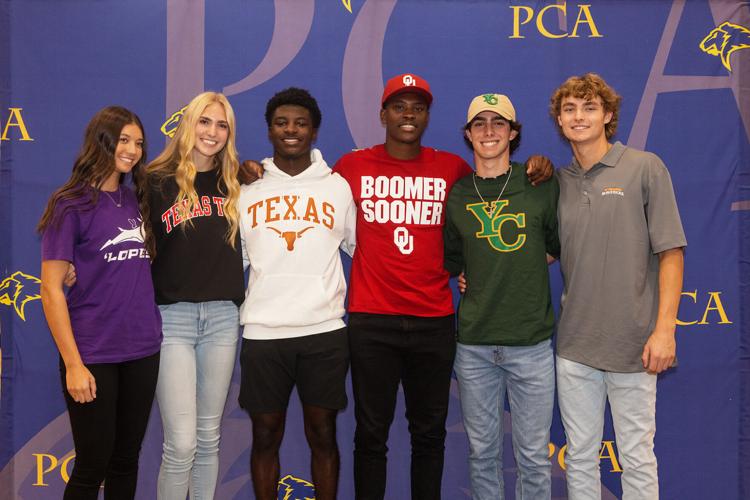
[550,73,686,500]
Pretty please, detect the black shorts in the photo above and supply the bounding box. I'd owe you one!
[238,327,349,414]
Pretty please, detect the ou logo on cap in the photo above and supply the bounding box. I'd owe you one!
[402,75,416,86]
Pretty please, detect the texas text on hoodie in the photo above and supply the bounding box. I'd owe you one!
[238,149,356,340]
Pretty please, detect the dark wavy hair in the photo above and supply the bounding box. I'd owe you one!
[549,73,622,140]
[265,87,322,129]
[38,106,146,232]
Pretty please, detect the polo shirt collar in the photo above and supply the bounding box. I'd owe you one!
[570,141,626,172]
[599,141,626,167]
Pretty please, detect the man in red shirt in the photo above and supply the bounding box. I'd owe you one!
[333,73,551,500]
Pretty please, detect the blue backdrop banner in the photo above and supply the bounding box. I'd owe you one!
[1,1,747,498]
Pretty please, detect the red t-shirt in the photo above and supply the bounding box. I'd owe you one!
[334,144,472,317]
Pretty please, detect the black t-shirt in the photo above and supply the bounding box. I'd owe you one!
[148,168,244,306]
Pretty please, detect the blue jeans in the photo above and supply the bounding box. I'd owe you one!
[454,339,554,500]
[155,301,239,500]
[556,356,658,500]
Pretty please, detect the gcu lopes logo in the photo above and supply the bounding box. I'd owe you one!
[277,474,315,500]
[0,271,41,321]
[700,21,750,72]
[100,218,145,250]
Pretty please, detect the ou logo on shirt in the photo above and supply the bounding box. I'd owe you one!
[394,227,413,254]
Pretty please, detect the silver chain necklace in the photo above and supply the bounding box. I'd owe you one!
[102,186,122,207]
[472,163,512,213]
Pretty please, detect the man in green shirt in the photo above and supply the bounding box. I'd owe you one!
[444,93,560,500]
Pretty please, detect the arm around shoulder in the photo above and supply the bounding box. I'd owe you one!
[525,154,554,186]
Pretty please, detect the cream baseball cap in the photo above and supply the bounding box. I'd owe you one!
[466,93,516,123]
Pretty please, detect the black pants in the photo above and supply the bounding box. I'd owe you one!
[60,352,160,500]
[348,313,456,500]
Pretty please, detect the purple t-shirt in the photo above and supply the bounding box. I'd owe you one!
[41,186,162,364]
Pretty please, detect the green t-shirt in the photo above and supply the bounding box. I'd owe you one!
[444,162,560,346]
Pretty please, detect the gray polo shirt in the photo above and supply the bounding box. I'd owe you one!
[556,141,686,372]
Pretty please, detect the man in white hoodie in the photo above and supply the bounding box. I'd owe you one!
[237,88,356,500]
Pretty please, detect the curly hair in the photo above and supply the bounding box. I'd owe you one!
[549,73,622,140]
[265,87,322,129]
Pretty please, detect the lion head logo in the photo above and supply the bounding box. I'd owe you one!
[161,105,188,138]
[277,474,315,500]
[0,271,41,321]
[700,21,750,72]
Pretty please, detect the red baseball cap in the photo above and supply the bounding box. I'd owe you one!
[381,73,433,106]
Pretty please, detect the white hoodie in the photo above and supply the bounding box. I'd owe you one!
[238,149,356,339]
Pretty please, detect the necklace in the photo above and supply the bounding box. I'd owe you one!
[472,164,512,213]
[102,186,122,207]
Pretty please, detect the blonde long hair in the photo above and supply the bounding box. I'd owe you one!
[139,92,240,257]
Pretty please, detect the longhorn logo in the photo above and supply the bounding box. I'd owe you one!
[100,218,145,250]
[0,271,41,321]
[277,474,315,500]
[267,226,315,251]
[700,21,750,72]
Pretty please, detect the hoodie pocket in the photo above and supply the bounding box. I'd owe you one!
[244,273,343,327]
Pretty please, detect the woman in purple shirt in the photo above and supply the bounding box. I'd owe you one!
[38,106,162,500]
